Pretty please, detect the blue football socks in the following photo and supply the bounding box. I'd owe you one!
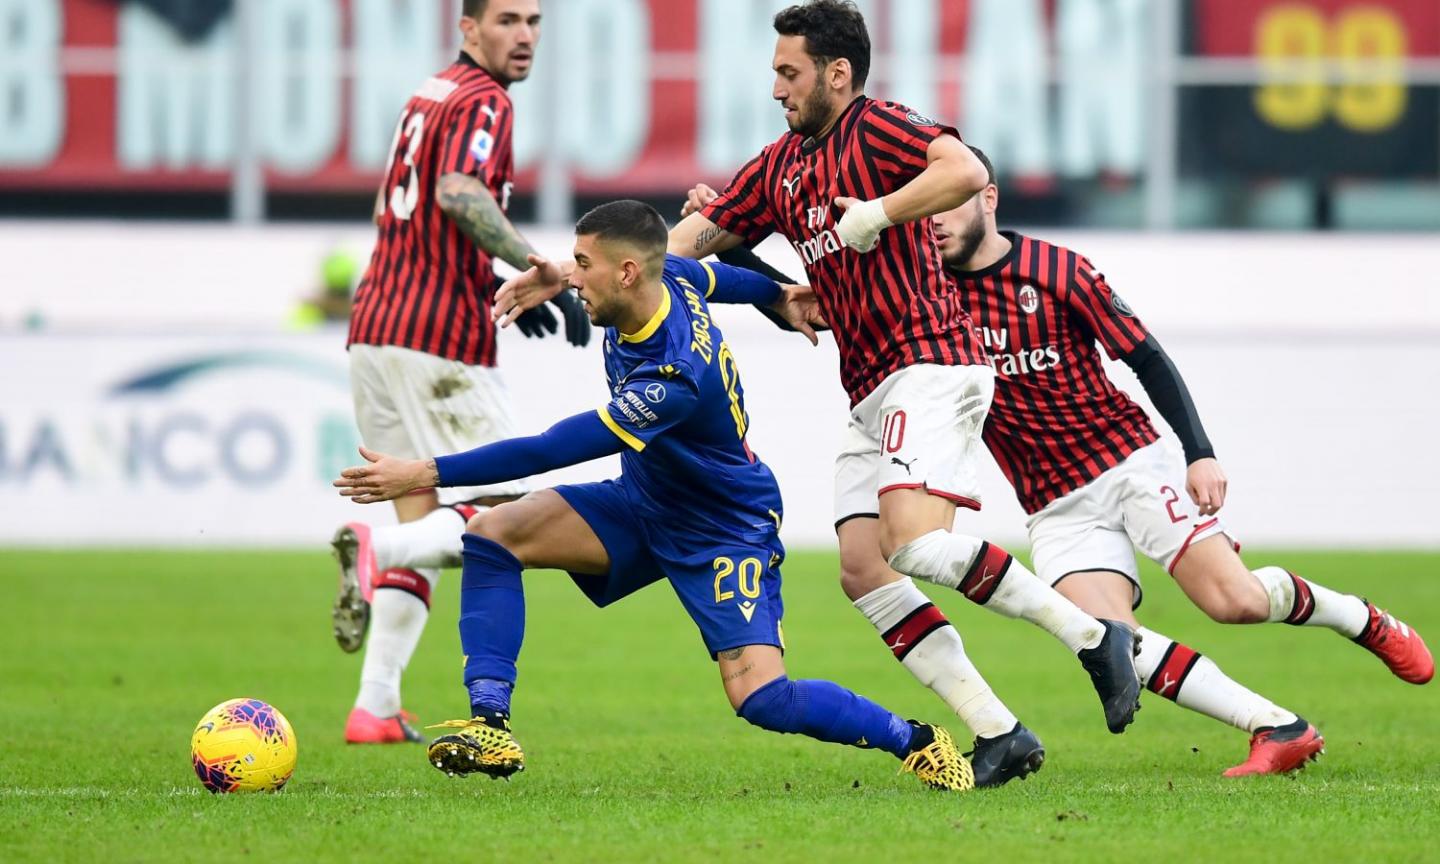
[459,533,526,719]
[737,675,914,757]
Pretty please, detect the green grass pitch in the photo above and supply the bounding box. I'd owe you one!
[3,548,1437,862]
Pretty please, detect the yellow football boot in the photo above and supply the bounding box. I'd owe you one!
[899,722,975,791]
[426,717,525,779]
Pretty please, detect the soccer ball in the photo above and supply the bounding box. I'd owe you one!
[190,698,297,793]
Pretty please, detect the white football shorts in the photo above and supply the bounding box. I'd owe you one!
[349,344,528,505]
[834,363,995,524]
[1026,440,1235,609]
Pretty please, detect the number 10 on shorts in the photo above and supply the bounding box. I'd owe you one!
[882,410,907,454]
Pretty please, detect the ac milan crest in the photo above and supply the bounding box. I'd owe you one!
[1018,285,1039,314]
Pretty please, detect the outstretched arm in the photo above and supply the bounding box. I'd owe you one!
[666,254,826,345]
[716,246,794,287]
[335,411,623,504]
[677,183,828,340]
[715,246,833,337]
[668,211,745,259]
[436,172,536,272]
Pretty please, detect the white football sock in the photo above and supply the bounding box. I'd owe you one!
[354,567,440,717]
[852,578,1018,739]
[888,530,1104,652]
[1135,626,1296,733]
[373,507,477,571]
[1252,566,1368,637]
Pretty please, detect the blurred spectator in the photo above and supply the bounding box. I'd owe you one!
[289,248,358,329]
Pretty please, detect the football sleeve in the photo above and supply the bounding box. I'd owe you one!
[715,245,832,334]
[716,246,798,287]
[443,94,510,183]
[1061,258,1151,360]
[596,362,702,452]
[434,411,624,488]
[699,148,778,245]
[665,254,781,305]
[1122,337,1216,464]
[857,102,962,182]
[1063,257,1216,463]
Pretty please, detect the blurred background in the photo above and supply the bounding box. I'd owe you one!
[2,0,1437,550]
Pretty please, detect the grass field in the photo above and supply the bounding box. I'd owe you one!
[3,548,1437,863]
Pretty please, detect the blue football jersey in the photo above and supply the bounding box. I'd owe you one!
[594,255,783,546]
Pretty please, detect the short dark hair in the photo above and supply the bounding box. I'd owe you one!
[968,145,997,186]
[461,0,488,18]
[773,1,871,90]
[575,200,668,277]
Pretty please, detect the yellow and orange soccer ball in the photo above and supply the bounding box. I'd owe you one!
[190,698,297,793]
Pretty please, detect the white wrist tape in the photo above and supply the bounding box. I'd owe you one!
[834,197,893,253]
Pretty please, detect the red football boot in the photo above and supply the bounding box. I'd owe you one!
[1223,718,1324,777]
[331,522,377,653]
[345,707,424,744]
[1356,604,1434,685]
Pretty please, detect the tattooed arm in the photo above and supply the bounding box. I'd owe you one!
[435,173,536,271]
[666,211,744,259]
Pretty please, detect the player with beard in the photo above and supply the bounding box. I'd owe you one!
[334,200,975,792]
[706,145,1434,775]
[335,0,590,745]
[931,146,1431,774]
[497,0,1144,787]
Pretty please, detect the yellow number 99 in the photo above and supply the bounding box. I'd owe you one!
[1332,7,1407,132]
[1252,3,1407,134]
[1254,4,1328,130]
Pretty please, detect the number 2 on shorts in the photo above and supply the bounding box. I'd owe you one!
[1160,485,1187,524]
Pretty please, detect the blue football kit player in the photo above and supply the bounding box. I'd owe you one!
[335,200,972,791]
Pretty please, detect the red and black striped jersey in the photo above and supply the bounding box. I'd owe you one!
[948,232,1159,513]
[348,53,515,367]
[701,97,986,406]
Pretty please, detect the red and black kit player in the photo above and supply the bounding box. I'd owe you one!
[663,0,1143,787]
[931,144,1432,775]
[333,0,589,746]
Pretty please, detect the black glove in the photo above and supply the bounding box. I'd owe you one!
[549,288,592,347]
[514,302,559,339]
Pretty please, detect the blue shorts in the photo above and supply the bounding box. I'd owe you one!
[554,480,785,658]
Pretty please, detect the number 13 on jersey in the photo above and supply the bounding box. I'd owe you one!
[384,110,426,221]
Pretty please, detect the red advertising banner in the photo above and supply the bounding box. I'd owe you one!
[0,0,980,193]
[1193,0,1439,56]
[6,1,1432,193]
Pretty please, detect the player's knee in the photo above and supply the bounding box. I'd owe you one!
[466,505,531,562]
[877,490,955,560]
[839,553,896,601]
[875,524,898,564]
[878,519,945,562]
[877,524,912,562]
[1055,572,1137,624]
[1199,577,1269,624]
[735,676,798,731]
